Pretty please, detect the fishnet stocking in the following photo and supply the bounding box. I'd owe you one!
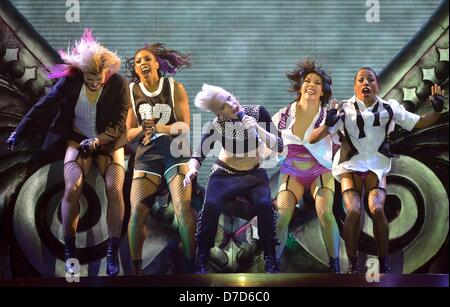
[314,187,339,258]
[368,188,388,257]
[61,161,84,237]
[104,163,125,239]
[128,177,156,261]
[275,190,297,259]
[342,188,362,258]
[169,174,196,262]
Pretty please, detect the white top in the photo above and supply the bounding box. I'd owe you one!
[272,103,335,169]
[74,85,102,138]
[328,95,421,182]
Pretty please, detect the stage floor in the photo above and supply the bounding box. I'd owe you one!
[0,273,448,287]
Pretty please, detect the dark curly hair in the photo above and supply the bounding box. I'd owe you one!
[286,58,332,107]
[126,43,191,83]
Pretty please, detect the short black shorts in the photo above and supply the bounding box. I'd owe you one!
[134,156,189,181]
[134,135,190,181]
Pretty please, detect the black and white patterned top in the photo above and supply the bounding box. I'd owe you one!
[192,105,283,163]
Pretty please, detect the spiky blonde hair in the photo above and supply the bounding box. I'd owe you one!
[194,83,232,113]
[48,29,121,79]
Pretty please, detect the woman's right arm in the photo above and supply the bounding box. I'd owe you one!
[126,106,144,142]
[8,77,67,151]
[15,77,67,138]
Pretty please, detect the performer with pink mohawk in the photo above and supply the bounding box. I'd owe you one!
[7,29,130,276]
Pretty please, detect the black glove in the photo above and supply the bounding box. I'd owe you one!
[325,109,340,127]
[430,94,444,112]
[6,131,17,151]
[80,138,99,153]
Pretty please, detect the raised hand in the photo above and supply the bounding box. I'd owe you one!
[325,98,341,127]
[241,115,258,130]
[430,84,445,113]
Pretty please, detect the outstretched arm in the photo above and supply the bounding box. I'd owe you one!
[414,84,445,129]
[8,77,67,151]
[15,78,66,137]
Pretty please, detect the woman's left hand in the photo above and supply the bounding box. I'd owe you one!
[183,168,198,188]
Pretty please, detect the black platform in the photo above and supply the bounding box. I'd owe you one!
[0,273,448,287]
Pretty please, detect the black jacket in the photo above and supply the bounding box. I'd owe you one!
[15,71,130,152]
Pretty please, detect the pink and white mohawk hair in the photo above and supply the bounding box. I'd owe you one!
[47,28,121,80]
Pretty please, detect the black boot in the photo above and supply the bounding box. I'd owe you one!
[347,256,359,274]
[329,257,340,274]
[195,245,210,274]
[64,236,78,274]
[106,237,120,276]
[263,244,279,273]
[379,256,392,273]
[132,259,143,275]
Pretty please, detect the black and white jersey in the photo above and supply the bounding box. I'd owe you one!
[130,77,187,161]
[130,77,178,134]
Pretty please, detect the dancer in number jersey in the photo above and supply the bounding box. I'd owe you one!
[126,43,196,274]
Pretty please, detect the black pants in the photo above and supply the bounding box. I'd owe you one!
[195,161,277,248]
